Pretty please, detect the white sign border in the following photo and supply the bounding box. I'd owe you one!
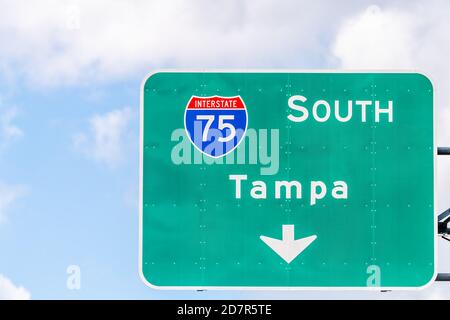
[139,69,438,291]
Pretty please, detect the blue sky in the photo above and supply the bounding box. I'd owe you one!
[0,0,450,299]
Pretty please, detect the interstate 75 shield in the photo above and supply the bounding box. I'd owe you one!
[184,96,248,158]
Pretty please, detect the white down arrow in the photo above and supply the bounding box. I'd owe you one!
[260,225,317,264]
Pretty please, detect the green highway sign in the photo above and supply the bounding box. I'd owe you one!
[139,71,436,289]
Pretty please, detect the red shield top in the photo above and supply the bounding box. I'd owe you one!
[187,96,245,109]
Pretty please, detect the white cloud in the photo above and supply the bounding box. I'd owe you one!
[0,96,23,149]
[74,107,132,168]
[0,182,26,224]
[0,107,23,148]
[333,5,416,69]
[0,274,30,300]
[0,0,372,87]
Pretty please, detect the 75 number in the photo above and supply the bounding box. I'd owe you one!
[196,115,236,142]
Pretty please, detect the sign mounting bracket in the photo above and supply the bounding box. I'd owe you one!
[436,147,450,281]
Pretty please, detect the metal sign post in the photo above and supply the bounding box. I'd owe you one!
[436,147,450,281]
